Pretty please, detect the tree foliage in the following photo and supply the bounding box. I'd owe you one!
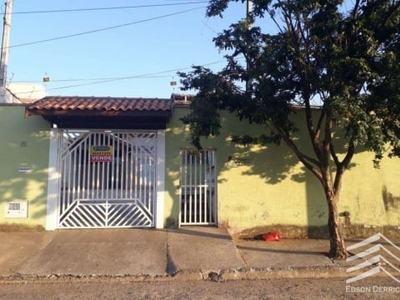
[179,0,400,175]
[179,0,400,258]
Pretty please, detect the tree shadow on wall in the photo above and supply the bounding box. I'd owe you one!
[221,129,364,238]
[382,186,400,212]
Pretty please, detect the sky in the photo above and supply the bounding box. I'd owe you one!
[3,0,248,99]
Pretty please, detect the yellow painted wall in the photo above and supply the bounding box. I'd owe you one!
[2,104,399,232]
[340,152,400,227]
[0,105,50,228]
[165,107,400,233]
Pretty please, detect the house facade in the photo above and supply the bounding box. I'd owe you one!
[1,97,400,238]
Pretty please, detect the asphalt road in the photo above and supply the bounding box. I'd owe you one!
[0,277,398,300]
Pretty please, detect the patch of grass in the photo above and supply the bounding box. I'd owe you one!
[0,223,45,232]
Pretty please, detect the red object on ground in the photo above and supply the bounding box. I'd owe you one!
[262,231,281,241]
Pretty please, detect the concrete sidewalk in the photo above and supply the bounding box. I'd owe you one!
[0,227,351,281]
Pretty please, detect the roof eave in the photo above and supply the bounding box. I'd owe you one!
[25,109,171,118]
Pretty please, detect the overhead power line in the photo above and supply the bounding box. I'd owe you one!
[10,1,208,14]
[8,7,205,49]
[7,60,225,95]
[13,75,171,83]
[47,60,224,91]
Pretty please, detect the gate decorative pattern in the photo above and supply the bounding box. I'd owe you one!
[180,149,217,225]
[58,130,156,228]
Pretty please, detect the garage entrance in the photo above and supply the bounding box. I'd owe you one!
[57,130,157,228]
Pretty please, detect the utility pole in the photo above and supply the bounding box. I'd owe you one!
[246,0,253,93]
[246,0,253,28]
[0,0,13,88]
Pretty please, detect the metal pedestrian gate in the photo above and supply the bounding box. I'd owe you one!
[57,130,157,228]
[180,149,217,225]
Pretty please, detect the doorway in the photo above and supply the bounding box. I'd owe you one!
[180,149,217,225]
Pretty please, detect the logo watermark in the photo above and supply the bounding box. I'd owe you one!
[345,285,400,293]
[345,233,400,293]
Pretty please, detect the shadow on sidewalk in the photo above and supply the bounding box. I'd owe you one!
[167,227,231,240]
[236,244,329,257]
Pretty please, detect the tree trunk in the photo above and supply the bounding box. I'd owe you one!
[325,189,348,259]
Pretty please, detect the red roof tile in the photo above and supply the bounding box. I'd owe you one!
[27,96,173,112]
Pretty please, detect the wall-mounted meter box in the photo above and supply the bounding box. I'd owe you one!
[5,201,28,218]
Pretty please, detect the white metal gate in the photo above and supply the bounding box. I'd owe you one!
[57,130,157,228]
[180,149,217,225]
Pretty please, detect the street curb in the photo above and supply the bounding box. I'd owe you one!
[170,266,349,281]
[0,266,350,283]
[221,266,348,280]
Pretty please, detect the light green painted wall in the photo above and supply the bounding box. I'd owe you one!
[0,105,50,228]
[165,107,400,232]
